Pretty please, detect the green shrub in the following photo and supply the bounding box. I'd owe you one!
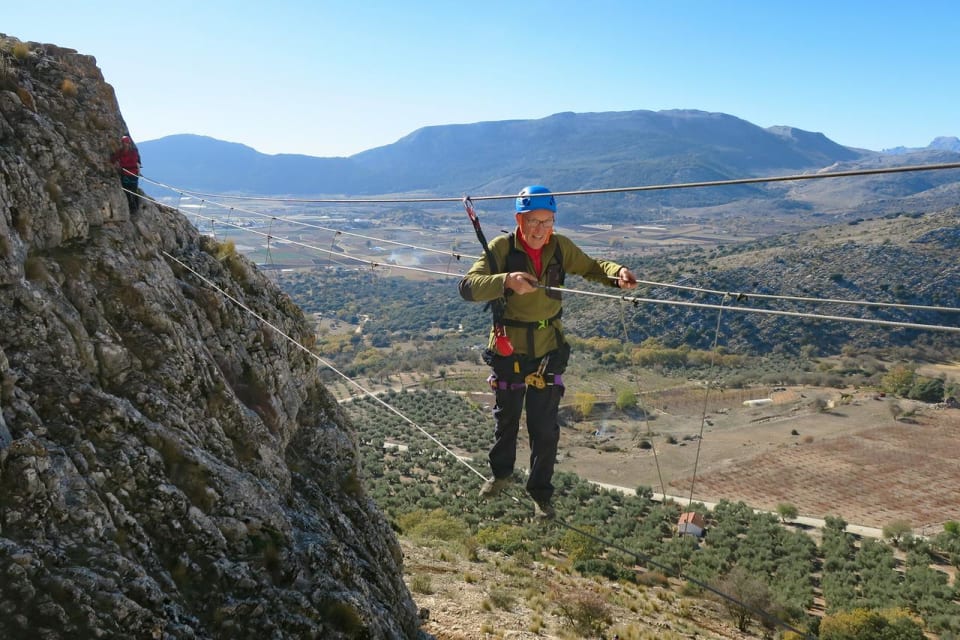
[616,388,638,410]
[554,588,612,637]
[819,607,924,639]
[475,524,532,555]
[409,573,433,594]
[636,570,670,587]
[881,365,915,397]
[487,587,515,610]
[908,377,943,403]
[396,508,468,543]
[562,525,604,564]
[573,558,632,581]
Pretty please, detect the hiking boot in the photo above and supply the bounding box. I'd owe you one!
[478,476,512,499]
[533,500,555,521]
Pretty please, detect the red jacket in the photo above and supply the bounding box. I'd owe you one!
[111,145,140,174]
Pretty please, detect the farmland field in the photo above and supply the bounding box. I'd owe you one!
[552,387,960,532]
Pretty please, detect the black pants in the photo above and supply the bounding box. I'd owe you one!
[487,352,566,503]
[120,173,139,211]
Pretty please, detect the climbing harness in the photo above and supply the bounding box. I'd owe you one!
[484,227,569,355]
[500,308,564,355]
[487,375,526,391]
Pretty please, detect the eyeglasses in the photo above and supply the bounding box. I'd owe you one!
[524,217,555,229]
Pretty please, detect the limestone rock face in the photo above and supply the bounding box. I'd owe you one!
[0,35,423,639]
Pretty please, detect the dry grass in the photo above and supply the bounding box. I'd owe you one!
[403,537,746,639]
[60,77,78,97]
[12,42,30,60]
[16,87,35,111]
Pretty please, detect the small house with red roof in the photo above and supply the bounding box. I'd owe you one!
[678,511,706,538]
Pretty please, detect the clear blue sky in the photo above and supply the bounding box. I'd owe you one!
[6,1,958,157]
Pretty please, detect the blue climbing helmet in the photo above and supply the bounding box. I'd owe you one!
[515,185,556,214]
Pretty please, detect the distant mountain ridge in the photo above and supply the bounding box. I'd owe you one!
[139,134,376,194]
[141,110,860,196]
[349,110,862,193]
[883,136,960,155]
[139,110,960,222]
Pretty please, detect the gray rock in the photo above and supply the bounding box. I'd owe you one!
[0,34,424,639]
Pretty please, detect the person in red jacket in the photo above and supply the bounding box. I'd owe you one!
[110,134,141,211]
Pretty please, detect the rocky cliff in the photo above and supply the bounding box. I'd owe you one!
[0,35,423,639]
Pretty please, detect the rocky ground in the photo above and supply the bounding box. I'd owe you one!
[400,537,759,640]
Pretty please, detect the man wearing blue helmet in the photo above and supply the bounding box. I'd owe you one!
[459,186,637,519]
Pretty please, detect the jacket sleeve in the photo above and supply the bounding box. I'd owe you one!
[560,237,624,287]
[458,236,509,302]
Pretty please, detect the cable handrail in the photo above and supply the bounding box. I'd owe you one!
[136,191,960,333]
[614,276,960,314]
[538,284,960,334]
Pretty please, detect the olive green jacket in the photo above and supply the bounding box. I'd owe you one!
[458,230,626,358]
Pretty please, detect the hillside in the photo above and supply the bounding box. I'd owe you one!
[0,35,423,639]
[569,206,960,357]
